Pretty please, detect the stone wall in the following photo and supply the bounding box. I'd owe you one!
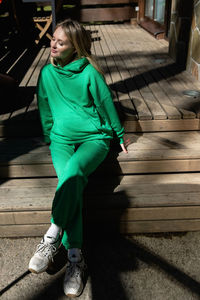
[169,0,200,81]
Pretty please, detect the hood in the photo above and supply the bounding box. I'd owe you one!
[52,57,89,77]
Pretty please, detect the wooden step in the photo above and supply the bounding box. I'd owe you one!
[1,131,200,178]
[1,173,200,237]
[1,118,200,138]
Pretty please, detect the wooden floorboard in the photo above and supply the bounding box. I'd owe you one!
[1,24,200,135]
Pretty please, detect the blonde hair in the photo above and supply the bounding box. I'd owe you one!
[50,19,103,75]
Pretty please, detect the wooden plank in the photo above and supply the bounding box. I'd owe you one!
[89,25,118,102]
[158,64,200,118]
[2,173,200,211]
[99,25,152,119]
[96,25,129,102]
[4,178,200,201]
[119,24,196,119]
[2,172,200,188]
[99,25,153,120]
[136,63,182,120]
[106,25,167,120]
[19,46,47,87]
[88,206,200,221]
[120,25,195,119]
[3,147,200,165]
[79,7,135,22]
[0,48,27,74]
[2,219,200,237]
[2,188,200,212]
[81,0,136,4]
[112,159,200,174]
[96,192,200,209]
[118,219,200,234]
[123,119,200,132]
[0,118,199,136]
[0,224,49,237]
[8,47,49,122]
[151,68,196,119]
[1,206,200,226]
[0,211,51,225]
[24,47,50,119]
[0,164,56,178]
[27,47,50,86]
[157,66,199,118]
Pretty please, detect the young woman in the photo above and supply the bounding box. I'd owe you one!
[28,19,128,297]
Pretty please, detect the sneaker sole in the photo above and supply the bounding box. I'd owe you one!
[64,283,83,298]
[28,266,48,274]
[28,247,60,274]
[66,294,81,298]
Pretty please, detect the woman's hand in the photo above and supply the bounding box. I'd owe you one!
[120,138,130,154]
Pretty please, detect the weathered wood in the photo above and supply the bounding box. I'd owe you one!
[2,219,200,237]
[3,148,200,165]
[0,224,49,237]
[119,24,196,119]
[99,25,152,120]
[0,118,199,137]
[105,25,167,120]
[2,169,200,236]
[81,0,136,4]
[99,25,153,119]
[2,173,200,210]
[2,131,200,178]
[79,7,135,22]
[2,206,200,226]
[2,158,198,178]
[88,25,118,102]
[123,119,200,132]
[19,46,47,87]
[119,219,200,234]
[96,25,129,102]
[1,24,200,237]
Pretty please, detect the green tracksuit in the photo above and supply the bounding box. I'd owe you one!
[37,57,124,249]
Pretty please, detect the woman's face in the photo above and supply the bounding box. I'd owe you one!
[50,26,75,66]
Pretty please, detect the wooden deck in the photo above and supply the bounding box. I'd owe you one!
[1,24,200,237]
[1,24,200,135]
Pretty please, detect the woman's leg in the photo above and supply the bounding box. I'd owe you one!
[28,142,75,274]
[50,139,110,250]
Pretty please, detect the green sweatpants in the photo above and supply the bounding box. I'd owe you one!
[49,139,110,250]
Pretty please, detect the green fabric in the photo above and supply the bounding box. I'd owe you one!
[37,57,124,144]
[50,139,110,250]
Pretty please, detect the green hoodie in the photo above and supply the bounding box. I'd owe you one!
[37,57,124,144]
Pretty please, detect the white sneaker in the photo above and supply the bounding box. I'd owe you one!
[63,258,86,297]
[29,235,61,274]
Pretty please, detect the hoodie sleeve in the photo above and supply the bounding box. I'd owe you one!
[37,70,53,144]
[88,67,124,144]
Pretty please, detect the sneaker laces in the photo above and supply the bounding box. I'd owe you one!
[36,240,58,258]
[66,260,85,280]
